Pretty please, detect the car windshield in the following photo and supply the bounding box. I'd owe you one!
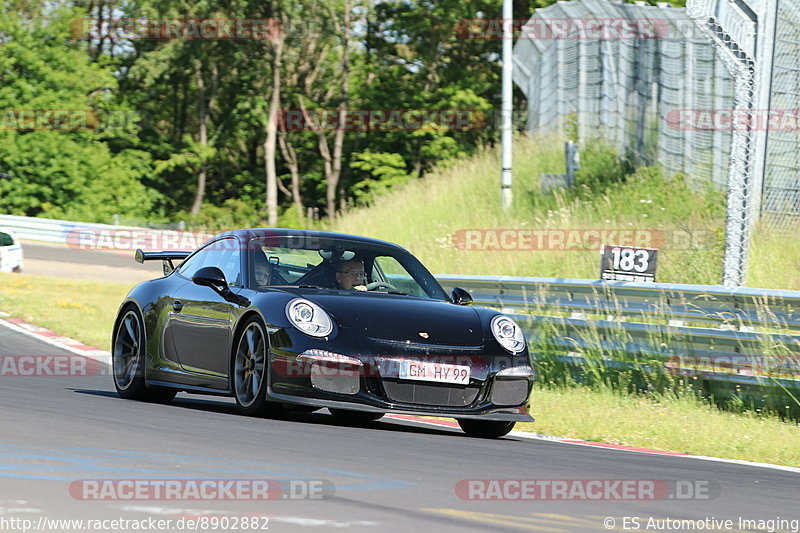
[247,234,448,301]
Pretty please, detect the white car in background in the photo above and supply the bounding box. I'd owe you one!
[0,229,23,273]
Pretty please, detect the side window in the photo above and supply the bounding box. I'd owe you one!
[215,240,241,286]
[178,239,241,286]
[0,232,13,247]
[177,247,211,278]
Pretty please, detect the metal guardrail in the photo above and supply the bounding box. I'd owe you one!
[0,214,141,244]
[434,275,800,389]
[434,275,800,330]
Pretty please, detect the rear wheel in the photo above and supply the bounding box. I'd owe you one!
[112,307,176,403]
[457,419,516,439]
[232,316,281,417]
[329,408,385,423]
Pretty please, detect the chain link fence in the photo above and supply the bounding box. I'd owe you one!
[512,0,800,286]
[762,1,800,228]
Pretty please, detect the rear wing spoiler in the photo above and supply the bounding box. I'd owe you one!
[135,249,192,276]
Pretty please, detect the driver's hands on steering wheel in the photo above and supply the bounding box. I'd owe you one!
[354,285,367,291]
[365,281,399,292]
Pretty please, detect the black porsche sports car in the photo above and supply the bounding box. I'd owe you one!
[112,229,534,438]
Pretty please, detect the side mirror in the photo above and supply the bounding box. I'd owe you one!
[451,287,473,306]
[192,266,227,290]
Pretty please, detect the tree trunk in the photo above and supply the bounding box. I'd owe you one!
[278,130,304,222]
[263,29,284,227]
[412,53,442,178]
[326,0,351,219]
[190,64,207,217]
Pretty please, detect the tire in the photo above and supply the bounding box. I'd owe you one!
[112,306,176,403]
[329,408,385,423]
[12,266,21,273]
[457,419,516,439]
[231,316,281,417]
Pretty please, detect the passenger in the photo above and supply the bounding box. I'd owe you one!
[335,259,367,291]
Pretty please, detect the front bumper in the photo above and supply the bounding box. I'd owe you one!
[267,349,535,422]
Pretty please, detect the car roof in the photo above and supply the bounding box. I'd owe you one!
[215,228,410,254]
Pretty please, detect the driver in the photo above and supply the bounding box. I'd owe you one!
[335,259,367,291]
[253,253,273,286]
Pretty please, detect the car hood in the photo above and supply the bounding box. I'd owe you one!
[297,291,485,346]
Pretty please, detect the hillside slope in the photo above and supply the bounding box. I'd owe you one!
[326,135,738,286]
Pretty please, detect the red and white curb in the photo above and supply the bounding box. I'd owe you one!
[0,312,110,364]
[384,414,800,475]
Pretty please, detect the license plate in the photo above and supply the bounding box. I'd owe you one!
[398,360,470,384]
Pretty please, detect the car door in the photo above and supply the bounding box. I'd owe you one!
[0,230,21,273]
[167,238,243,376]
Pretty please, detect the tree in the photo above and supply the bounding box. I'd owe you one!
[0,4,159,223]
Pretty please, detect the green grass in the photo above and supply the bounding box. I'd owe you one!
[324,133,800,434]
[520,385,800,467]
[326,134,729,284]
[747,224,800,289]
[0,273,132,351]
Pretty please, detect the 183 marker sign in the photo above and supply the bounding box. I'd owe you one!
[599,244,657,282]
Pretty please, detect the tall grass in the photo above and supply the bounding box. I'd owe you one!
[327,133,800,422]
[327,134,728,284]
[747,224,800,289]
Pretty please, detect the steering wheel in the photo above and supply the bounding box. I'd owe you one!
[365,281,399,292]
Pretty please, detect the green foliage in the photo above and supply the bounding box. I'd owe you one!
[0,6,158,223]
[181,198,266,231]
[0,0,688,225]
[349,151,412,206]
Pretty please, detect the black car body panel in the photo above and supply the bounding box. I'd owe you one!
[114,229,534,424]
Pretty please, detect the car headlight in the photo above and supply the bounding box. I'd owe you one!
[285,298,333,337]
[490,315,526,354]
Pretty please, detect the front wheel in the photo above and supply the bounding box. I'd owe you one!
[112,307,176,403]
[457,419,516,438]
[232,316,281,417]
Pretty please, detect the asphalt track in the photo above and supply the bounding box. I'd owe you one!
[22,243,147,269]
[3,243,800,532]
[19,243,161,283]
[2,324,800,533]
